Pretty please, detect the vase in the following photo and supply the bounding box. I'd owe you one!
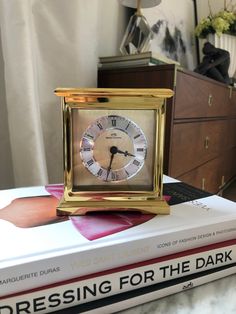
[207,33,236,78]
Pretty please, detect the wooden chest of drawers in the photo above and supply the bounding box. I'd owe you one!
[98,64,236,194]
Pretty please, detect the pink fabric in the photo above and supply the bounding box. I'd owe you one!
[70,212,154,240]
[45,184,170,241]
[45,184,64,200]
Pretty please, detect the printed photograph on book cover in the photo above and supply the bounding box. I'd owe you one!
[0,184,152,240]
[0,182,212,241]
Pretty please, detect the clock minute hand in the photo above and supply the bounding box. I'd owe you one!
[116,148,136,157]
[106,152,115,181]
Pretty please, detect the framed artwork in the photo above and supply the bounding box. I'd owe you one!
[143,0,198,70]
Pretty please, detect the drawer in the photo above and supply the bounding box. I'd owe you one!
[177,156,227,194]
[225,147,236,183]
[170,120,230,177]
[230,89,236,116]
[229,119,236,148]
[174,71,230,119]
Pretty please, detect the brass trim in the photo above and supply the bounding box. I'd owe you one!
[55,88,174,99]
[57,198,170,215]
[218,175,226,190]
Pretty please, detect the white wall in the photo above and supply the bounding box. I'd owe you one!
[197,0,227,21]
[0,0,126,189]
[0,33,14,189]
[2,1,223,189]
[98,0,126,56]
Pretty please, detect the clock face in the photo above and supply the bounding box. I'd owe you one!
[79,115,147,182]
[72,108,156,191]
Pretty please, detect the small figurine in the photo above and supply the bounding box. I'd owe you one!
[194,42,230,85]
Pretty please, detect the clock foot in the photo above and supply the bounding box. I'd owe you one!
[56,198,170,216]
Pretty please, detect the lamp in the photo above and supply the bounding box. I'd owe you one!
[119,0,161,55]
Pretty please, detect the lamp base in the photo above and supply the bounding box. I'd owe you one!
[120,13,152,55]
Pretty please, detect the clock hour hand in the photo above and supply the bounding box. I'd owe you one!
[106,146,135,181]
[116,148,136,157]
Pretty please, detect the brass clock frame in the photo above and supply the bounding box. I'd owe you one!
[55,88,173,215]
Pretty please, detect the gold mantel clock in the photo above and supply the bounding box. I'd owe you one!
[55,88,173,216]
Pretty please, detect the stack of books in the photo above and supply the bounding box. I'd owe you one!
[0,176,236,313]
[98,52,180,69]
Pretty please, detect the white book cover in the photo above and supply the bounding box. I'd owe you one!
[83,264,236,314]
[0,176,236,297]
[1,263,236,314]
[1,239,236,313]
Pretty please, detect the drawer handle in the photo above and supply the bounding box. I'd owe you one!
[201,178,206,190]
[208,94,213,106]
[218,176,225,190]
[204,136,210,149]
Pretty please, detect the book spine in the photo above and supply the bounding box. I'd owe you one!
[85,265,236,314]
[1,220,236,297]
[1,243,236,313]
[98,58,161,69]
[99,52,151,63]
[98,56,179,67]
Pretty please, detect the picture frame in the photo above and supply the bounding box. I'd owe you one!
[143,0,199,70]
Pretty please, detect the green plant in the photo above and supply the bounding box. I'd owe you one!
[195,0,236,38]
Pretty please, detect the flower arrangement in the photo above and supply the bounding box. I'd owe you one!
[195,0,236,38]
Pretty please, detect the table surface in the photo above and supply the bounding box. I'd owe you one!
[118,273,236,314]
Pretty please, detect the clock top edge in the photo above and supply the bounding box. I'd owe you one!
[54,88,174,99]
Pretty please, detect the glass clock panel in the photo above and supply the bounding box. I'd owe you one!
[71,108,156,191]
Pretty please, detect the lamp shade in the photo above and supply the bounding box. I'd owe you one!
[120,0,161,9]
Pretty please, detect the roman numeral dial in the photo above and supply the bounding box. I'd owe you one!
[80,115,147,182]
